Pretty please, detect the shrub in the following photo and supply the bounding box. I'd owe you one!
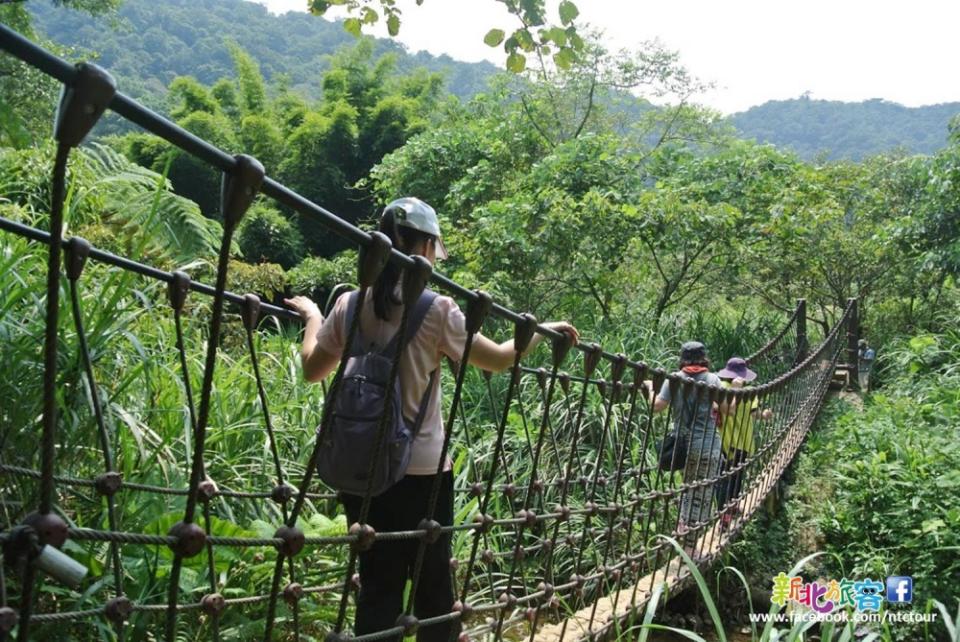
[285,251,357,308]
[237,205,306,269]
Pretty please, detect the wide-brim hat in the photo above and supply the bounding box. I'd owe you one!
[383,197,448,260]
[717,357,757,382]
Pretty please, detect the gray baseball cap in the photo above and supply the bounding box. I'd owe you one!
[382,197,448,260]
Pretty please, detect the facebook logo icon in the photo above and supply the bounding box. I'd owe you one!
[886,576,913,604]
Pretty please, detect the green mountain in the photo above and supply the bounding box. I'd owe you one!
[731,96,960,160]
[27,0,498,108]
[25,0,960,160]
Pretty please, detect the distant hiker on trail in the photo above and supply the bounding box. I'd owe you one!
[713,356,773,530]
[286,196,579,642]
[858,338,876,391]
[651,341,725,558]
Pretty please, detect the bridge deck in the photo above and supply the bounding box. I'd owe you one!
[533,412,809,642]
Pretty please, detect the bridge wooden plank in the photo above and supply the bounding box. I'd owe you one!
[532,414,812,642]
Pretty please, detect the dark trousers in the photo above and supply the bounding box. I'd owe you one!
[715,448,748,510]
[341,472,459,642]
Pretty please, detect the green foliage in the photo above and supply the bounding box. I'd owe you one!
[225,259,287,301]
[285,251,358,304]
[0,142,224,264]
[237,204,306,269]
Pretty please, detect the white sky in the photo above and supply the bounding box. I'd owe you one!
[253,0,960,114]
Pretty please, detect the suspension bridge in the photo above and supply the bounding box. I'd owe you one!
[0,25,861,642]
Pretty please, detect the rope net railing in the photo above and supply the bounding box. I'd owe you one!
[0,25,855,642]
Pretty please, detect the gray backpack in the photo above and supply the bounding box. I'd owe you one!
[316,290,438,497]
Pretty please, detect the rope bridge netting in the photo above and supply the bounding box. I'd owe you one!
[0,25,858,642]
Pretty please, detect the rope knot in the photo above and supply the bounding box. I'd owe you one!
[0,607,17,633]
[104,596,132,624]
[200,592,225,617]
[348,523,376,552]
[271,483,297,504]
[94,472,122,497]
[167,521,206,558]
[417,518,442,544]
[274,525,305,557]
[283,582,303,605]
[395,614,419,636]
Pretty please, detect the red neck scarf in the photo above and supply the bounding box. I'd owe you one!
[681,365,709,375]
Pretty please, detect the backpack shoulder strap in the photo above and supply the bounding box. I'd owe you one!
[343,290,367,357]
[383,289,438,355]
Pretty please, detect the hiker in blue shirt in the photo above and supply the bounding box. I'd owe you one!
[858,339,876,391]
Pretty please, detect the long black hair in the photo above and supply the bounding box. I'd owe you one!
[372,208,436,321]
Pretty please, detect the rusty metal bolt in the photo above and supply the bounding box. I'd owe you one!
[221,154,265,229]
[513,313,538,354]
[349,523,376,552]
[612,381,624,400]
[498,592,518,609]
[596,380,607,397]
[584,501,599,517]
[525,607,537,623]
[417,518,442,544]
[582,342,602,377]
[548,596,561,610]
[396,614,419,636]
[540,538,553,554]
[607,502,621,517]
[469,482,484,498]
[579,475,591,487]
[536,367,548,388]
[453,600,474,624]
[519,510,537,528]
[283,582,303,606]
[502,483,516,499]
[103,596,132,624]
[449,557,459,571]
[65,237,91,281]
[200,593,225,617]
[619,517,632,530]
[596,476,608,488]
[571,574,586,588]
[0,606,16,632]
[23,512,68,549]
[168,271,191,311]
[538,582,555,600]
[481,549,495,564]
[168,521,207,558]
[557,505,571,522]
[274,525,305,557]
[609,568,622,583]
[559,373,571,394]
[240,293,261,331]
[465,290,492,334]
[530,479,544,495]
[271,484,296,504]
[513,545,526,563]
[94,471,122,497]
[197,479,219,503]
[472,513,494,534]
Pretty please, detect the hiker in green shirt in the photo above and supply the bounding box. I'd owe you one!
[714,357,772,530]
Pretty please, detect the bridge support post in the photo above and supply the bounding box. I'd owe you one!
[795,299,808,363]
[846,297,859,390]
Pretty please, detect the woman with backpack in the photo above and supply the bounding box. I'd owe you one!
[650,341,725,559]
[285,196,579,642]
